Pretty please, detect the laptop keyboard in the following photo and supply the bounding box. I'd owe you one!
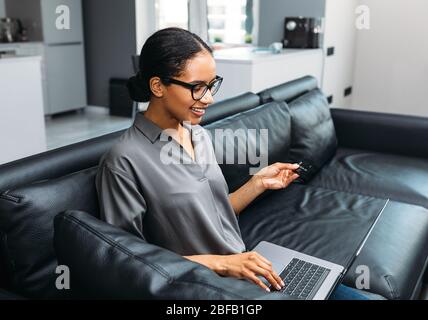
[271,258,331,300]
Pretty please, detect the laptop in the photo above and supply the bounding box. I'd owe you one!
[253,199,390,300]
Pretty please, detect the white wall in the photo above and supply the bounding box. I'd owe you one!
[352,0,428,117]
[257,0,326,47]
[0,0,5,17]
[322,0,358,108]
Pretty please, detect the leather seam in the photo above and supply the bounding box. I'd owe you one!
[308,180,428,209]
[305,182,390,201]
[61,214,172,282]
[0,192,21,203]
[384,275,399,300]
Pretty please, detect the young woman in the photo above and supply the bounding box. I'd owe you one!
[95,27,379,300]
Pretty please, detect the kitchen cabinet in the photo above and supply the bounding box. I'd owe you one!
[0,56,47,164]
[0,0,5,17]
[40,0,83,45]
[44,44,86,114]
[0,42,50,114]
[4,0,87,115]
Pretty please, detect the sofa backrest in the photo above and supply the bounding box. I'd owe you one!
[200,92,261,125]
[204,101,291,193]
[0,130,124,193]
[286,89,337,175]
[258,75,318,104]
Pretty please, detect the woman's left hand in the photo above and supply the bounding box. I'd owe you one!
[252,162,300,191]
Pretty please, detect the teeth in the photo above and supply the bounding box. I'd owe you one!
[191,107,205,113]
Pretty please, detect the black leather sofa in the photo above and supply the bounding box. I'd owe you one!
[1,76,428,300]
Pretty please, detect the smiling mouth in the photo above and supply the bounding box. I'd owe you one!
[190,107,206,115]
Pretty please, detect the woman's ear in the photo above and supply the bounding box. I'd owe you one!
[149,77,164,98]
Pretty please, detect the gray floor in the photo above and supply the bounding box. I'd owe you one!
[45,106,133,150]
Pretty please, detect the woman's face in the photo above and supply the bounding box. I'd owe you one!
[162,51,217,125]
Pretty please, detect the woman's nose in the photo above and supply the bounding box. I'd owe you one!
[200,88,214,104]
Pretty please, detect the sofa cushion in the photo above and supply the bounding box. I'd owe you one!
[203,101,291,192]
[53,210,293,300]
[238,183,388,268]
[308,147,428,210]
[0,167,100,298]
[238,183,428,300]
[286,89,337,182]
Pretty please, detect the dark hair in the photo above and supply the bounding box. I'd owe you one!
[127,27,213,102]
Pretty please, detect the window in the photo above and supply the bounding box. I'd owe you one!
[207,0,254,44]
[155,0,189,30]
[148,0,256,46]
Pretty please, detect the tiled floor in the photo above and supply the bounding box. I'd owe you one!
[45,106,134,150]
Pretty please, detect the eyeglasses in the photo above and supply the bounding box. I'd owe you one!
[161,75,223,101]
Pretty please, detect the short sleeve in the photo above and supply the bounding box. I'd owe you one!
[95,164,147,239]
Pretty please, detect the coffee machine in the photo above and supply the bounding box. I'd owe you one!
[0,18,26,43]
[283,17,323,49]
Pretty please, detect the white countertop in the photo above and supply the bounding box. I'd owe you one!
[0,41,43,46]
[214,47,323,65]
[0,55,42,64]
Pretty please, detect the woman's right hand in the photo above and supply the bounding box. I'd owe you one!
[216,252,285,292]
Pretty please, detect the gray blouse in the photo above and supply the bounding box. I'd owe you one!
[95,112,246,256]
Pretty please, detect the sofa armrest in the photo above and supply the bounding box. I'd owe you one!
[54,210,294,300]
[331,108,428,159]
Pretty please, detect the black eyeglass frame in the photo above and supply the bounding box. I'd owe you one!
[161,75,223,101]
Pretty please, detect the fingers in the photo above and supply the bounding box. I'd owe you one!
[273,162,300,171]
[256,261,285,290]
[290,173,300,181]
[255,254,284,289]
[283,171,300,185]
[248,252,284,291]
[251,265,281,290]
[262,178,283,189]
[246,272,271,292]
[254,252,272,266]
[268,170,298,188]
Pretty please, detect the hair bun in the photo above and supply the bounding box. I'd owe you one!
[127,75,150,102]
